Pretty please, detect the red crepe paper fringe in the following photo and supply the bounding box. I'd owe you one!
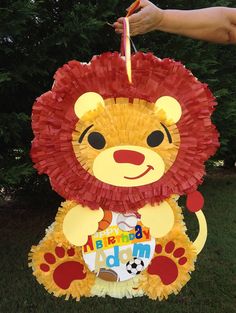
[31,52,219,212]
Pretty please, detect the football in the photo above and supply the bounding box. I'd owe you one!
[97,268,119,282]
[126,258,144,275]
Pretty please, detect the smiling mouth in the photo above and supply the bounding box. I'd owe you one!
[124,165,154,180]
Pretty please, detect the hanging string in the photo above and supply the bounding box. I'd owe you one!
[123,18,132,83]
[130,36,138,53]
[122,0,140,83]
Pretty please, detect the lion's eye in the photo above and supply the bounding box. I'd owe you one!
[88,132,106,150]
[147,130,164,147]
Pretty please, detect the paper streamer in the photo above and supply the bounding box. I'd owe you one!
[126,0,141,17]
[123,17,132,83]
[122,0,140,83]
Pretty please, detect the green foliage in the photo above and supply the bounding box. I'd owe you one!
[0,0,120,193]
[0,0,236,194]
[0,112,33,190]
[1,163,34,186]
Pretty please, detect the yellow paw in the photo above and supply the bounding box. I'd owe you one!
[63,205,104,246]
[138,201,174,238]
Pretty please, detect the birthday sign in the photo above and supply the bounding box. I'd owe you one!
[82,213,155,281]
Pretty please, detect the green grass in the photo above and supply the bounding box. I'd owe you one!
[1,172,236,313]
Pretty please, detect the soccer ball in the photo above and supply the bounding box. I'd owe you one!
[126,258,144,275]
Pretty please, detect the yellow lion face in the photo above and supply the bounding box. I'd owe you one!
[72,93,181,187]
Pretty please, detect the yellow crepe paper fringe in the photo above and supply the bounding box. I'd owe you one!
[91,276,143,299]
[166,197,187,234]
[28,234,96,300]
[31,52,219,211]
[140,235,196,300]
[139,199,197,300]
[29,198,196,300]
[72,98,180,177]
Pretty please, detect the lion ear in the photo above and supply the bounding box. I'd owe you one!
[155,96,182,124]
[74,92,105,119]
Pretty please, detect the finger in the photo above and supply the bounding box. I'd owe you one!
[117,17,125,23]
[113,22,123,30]
[115,28,123,34]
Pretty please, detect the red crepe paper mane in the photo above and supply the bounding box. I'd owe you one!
[31,52,219,212]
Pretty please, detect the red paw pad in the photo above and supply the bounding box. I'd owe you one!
[44,253,56,264]
[67,248,75,257]
[55,246,65,258]
[39,246,86,289]
[40,263,50,272]
[165,241,175,253]
[155,244,162,254]
[179,257,187,265]
[148,241,188,285]
[53,261,86,289]
[173,248,185,258]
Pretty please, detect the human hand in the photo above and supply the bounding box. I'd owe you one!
[113,0,164,36]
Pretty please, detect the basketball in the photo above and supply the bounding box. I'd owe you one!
[98,210,113,231]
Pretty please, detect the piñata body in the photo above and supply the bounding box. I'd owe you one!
[29,52,219,300]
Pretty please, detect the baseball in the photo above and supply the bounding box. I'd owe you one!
[117,213,138,232]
